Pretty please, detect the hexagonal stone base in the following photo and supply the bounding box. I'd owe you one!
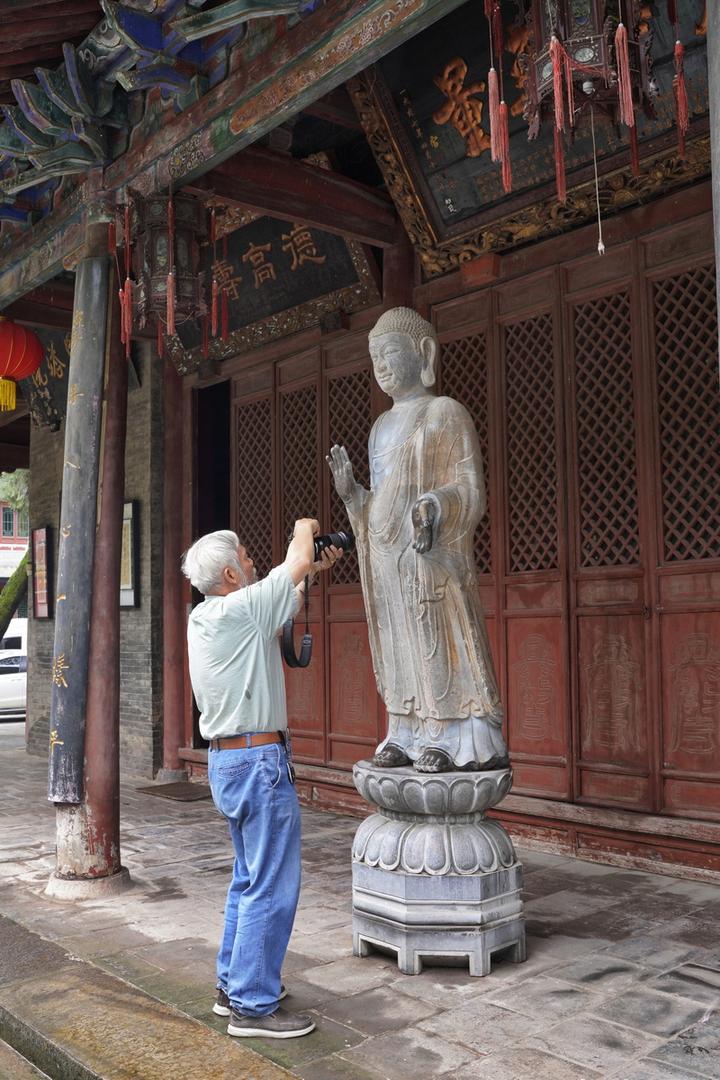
[352,862,526,976]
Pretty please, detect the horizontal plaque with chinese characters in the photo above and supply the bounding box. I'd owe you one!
[168,216,379,372]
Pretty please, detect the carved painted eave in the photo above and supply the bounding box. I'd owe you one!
[0,0,299,209]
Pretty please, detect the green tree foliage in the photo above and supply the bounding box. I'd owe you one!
[0,470,30,639]
[0,469,28,514]
[0,550,27,643]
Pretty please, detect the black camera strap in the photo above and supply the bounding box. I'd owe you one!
[281,575,312,668]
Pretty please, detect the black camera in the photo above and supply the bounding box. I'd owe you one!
[283,529,356,670]
[314,530,355,560]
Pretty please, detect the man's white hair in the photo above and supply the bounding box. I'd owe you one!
[181,530,245,595]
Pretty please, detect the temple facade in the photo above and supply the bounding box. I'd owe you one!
[1,0,718,882]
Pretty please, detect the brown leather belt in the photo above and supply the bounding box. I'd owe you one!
[209,731,283,751]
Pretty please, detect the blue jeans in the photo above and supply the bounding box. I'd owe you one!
[208,741,301,1017]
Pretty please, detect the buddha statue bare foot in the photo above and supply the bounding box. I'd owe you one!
[414,747,454,773]
[372,744,411,768]
[460,754,511,771]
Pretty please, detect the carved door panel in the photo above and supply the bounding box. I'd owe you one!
[324,358,381,767]
[649,258,720,820]
[277,353,324,764]
[565,280,654,810]
[232,377,274,579]
[497,280,571,799]
[438,329,499,670]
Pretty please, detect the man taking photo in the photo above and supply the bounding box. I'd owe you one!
[182,519,342,1039]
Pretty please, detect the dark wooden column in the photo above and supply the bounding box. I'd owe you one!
[158,358,187,781]
[81,280,129,880]
[48,222,109,807]
[47,217,131,897]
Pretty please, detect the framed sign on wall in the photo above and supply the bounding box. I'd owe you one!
[31,527,51,619]
[120,501,139,608]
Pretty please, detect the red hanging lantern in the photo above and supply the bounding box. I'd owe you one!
[0,317,44,411]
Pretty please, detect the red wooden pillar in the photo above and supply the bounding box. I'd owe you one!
[158,358,187,780]
[382,226,416,311]
[82,277,129,879]
[48,232,131,897]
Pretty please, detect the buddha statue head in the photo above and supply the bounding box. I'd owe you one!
[368,307,439,399]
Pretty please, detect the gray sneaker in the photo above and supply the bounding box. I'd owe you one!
[213,984,287,1016]
[227,1005,315,1039]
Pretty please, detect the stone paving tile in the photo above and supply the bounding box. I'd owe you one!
[645,917,720,949]
[547,951,652,991]
[281,975,349,1011]
[289,925,356,964]
[418,998,546,1054]
[609,1062,712,1080]
[647,966,720,1008]
[451,1047,604,1080]
[523,888,613,922]
[524,1015,663,1073]
[300,956,397,996]
[484,974,602,1020]
[592,986,709,1037]
[340,1027,478,1079]
[600,935,705,972]
[317,985,438,1035]
[291,1055,384,1080]
[236,1014,366,1072]
[647,1012,720,1079]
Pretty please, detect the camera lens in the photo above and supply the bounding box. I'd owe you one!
[314,530,355,559]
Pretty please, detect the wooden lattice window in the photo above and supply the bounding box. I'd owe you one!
[504,312,559,573]
[235,396,273,578]
[440,333,492,575]
[574,291,640,567]
[654,264,720,563]
[280,385,319,542]
[328,368,372,585]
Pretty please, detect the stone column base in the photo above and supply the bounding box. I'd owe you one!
[45,866,132,900]
[351,760,526,977]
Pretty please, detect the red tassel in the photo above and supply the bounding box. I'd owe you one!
[211,276,219,338]
[167,194,175,270]
[166,270,176,337]
[118,289,126,345]
[550,37,565,132]
[488,67,501,162]
[491,1,503,62]
[123,277,133,360]
[202,315,209,360]
[563,48,576,129]
[615,23,635,127]
[554,125,567,204]
[157,319,164,359]
[630,123,640,176]
[673,40,689,157]
[221,287,229,341]
[667,0,677,29]
[499,101,512,193]
[123,203,131,279]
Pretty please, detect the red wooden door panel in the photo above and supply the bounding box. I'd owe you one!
[649,259,720,819]
[278,360,325,764]
[565,284,653,811]
[324,358,381,765]
[499,298,571,799]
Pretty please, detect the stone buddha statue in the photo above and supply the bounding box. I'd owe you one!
[327,307,509,774]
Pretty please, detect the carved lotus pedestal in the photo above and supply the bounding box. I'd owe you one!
[351,761,526,977]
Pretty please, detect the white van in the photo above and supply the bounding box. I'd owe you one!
[0,617,26,653]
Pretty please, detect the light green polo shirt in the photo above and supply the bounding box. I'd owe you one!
[187,565,296,741]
